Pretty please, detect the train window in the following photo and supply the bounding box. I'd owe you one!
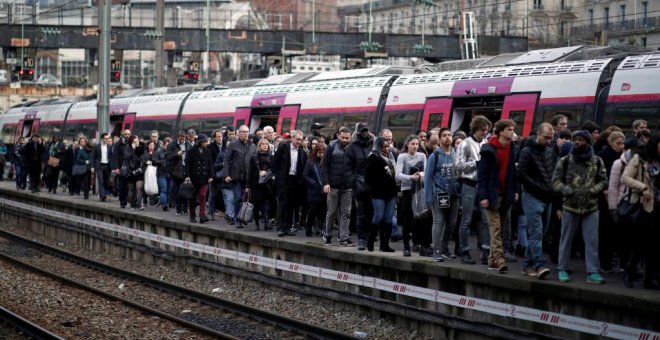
[386,112,418,127]
[1,125,16,144]
[63,124,80,140]
[428,113,444,130]
[181,119,200,133]
[39,125,54,141]
[610,107,660,135]
[134,120,157,140]
[509,110,526,136]
[309,116,338,138]
[281,118,292,133]
[296,115,310,134]
[342,114,370,133]
[156,120,175,139]
[540,105,585,131]
[80,123,96,140]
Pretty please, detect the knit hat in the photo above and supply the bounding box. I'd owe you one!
[571,130,592,144]
[197,134,209,143]
[373,136,387,151]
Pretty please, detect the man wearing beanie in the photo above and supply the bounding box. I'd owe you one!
[552,130,608,284]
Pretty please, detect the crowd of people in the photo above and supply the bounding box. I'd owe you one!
[5,116,659,289]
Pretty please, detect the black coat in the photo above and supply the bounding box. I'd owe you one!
[124,146,145,182]
[364,153,398,200]
[22,140,45,170]
[91,143,113,171]
[517,138,556,202]
[141,150,165,177]
[321,141,353,189]
[303,160,325,204]
[247,151,274,202]
[166,140,186,180]
[346,136,373,194]
[185,145,213,185]
[224,139,256,182]
[61,145,75,174]
[110,137,129,171]
[271,141,307,192]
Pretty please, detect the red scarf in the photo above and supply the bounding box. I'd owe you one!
[488,136,511,194]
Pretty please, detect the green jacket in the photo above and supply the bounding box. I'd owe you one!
[552,152,608,214]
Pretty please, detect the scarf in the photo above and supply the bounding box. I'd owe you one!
[571,145,594,163]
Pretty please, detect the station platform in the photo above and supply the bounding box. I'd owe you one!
[0,181,658,339]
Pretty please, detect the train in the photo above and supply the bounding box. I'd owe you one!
[1,45,659,150]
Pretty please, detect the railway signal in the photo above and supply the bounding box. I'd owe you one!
[110,71,121,83]
[19,68,35,81]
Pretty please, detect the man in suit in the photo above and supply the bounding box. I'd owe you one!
[271,130,307,237]
[91,132,113,201]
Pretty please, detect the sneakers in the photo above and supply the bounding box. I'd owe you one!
[419,247,434,257]
[339,239,355,247]
[357,239,366,251]
[403,249,411,257]
[440,252,456,260]
[488,263,508,273]
[460,252,476,265]
[323,235,332,246]
[586,272,604,284]
[522,267,537,277]
[504,252,518,262]
[536,267,550,280]
[433,251,444,262]
[558,270,570,283]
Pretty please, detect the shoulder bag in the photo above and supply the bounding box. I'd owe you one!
[237,191,254,223]
[411,181,431,219]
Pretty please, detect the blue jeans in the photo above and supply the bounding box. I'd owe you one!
[522,192,551,270]
[15,164,27,189]
[222,187,235,219]
[371,197,396,225]
[558,210,600,274]
[157,175,168,207]
[458,184,490,252]
[169,178,185,212]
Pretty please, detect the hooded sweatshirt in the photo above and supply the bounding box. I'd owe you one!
[424,147,459,205]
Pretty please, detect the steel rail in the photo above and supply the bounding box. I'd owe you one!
[0,305,66,340]
[0,249,239,340]
[0,229,354,340]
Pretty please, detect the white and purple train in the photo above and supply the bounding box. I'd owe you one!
[1,47,659,148]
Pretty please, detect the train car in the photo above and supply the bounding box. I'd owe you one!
[601,53,660,134]
[384,58,614,144]
[2,49,659,150]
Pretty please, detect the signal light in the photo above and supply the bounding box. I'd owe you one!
[19,68,35,81]
[183,71,199,84]
[110,71,121,83]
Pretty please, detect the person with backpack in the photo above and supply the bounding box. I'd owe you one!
[346,123,375,250]
[552,130,608,284]
[425,128,460,262]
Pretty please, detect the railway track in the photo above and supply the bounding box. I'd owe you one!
[0,229,352,340]
[0,305,65,340]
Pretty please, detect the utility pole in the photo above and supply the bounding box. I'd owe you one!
[97,0,110,138]
[155,0,165,87]
[205,0,211,82]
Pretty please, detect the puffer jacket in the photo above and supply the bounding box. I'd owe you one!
[620,154,654,213]
[321,140,354,190]
[551,147,608,214]
[607,150,633,210]
[455,135,482,182]
[517,138,556,202]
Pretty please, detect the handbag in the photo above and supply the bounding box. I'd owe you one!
[72,164,88,176]
[436,191,450,209]
[178,181,195,200]
[144,165,159,195]
[411,182,431,219]
[616,191,642,225]
[48,156,60,167]
[237,191,254,223]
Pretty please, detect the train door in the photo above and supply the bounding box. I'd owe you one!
[233,108,251,128]
[109,113,136,137]
[249,106,280,132]
[420,98,452,131]
[15,118,40,140]
[501,93,539,137]
[277,105,299,134]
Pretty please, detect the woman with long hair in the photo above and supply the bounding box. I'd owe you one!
[620,135,660,289]
[247,138,275,230]
[396,135,427,257]
[303,141,327,237]
[364,136,399,252]
[142,140,166,208]
[125,135,145,210]
[74,136,93,199]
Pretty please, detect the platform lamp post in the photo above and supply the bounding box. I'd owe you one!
[412,0,434,54]
[359,0,383,61]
